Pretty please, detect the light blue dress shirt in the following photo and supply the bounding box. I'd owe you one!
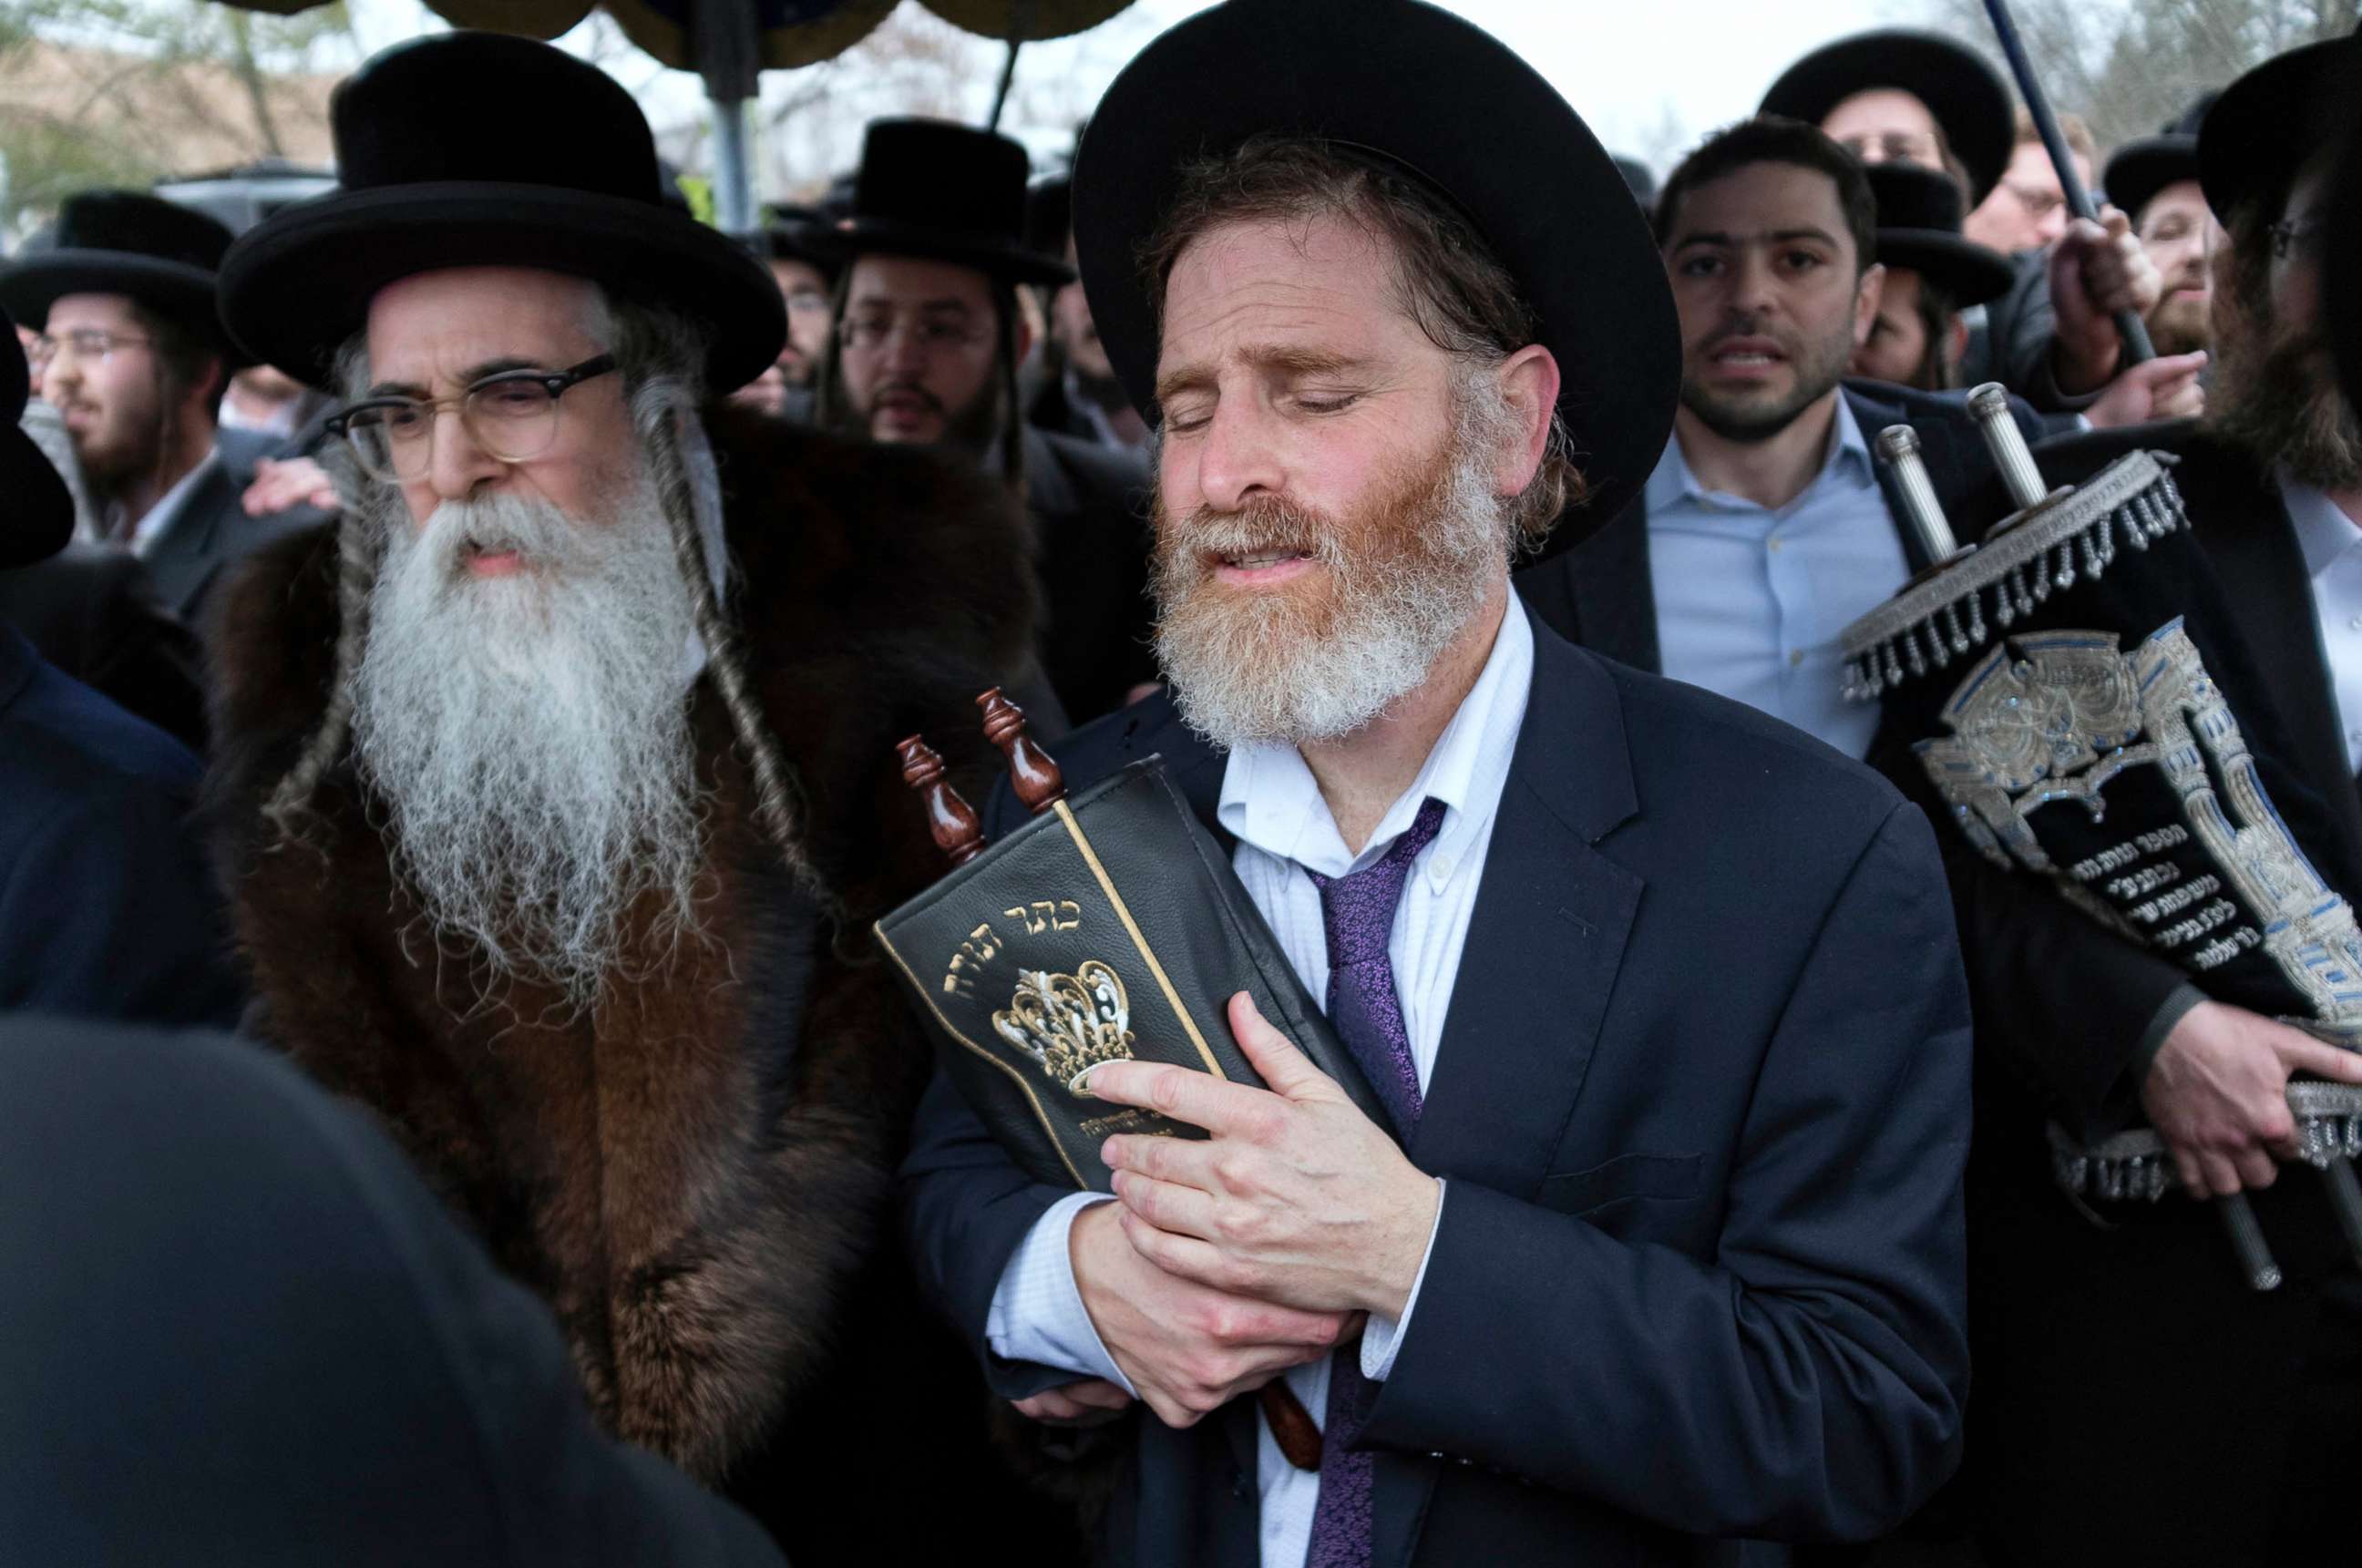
[2281,469,2362,774]
[1648,397,1905,759]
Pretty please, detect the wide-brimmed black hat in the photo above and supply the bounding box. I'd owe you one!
[2,303,75,569]
[0,190,241,363]
[1072,0,1679,555]
[753,203,841,282]
[2200,35,2359,224]
[2104,135,2200,228]
[1866,163,2013,306]
[1760,29,2015,202]
[217,32,785,393]
[831,119,1073,288]
[1024,173,1073,264]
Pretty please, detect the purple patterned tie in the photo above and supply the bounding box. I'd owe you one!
[1301,797,1445,1568]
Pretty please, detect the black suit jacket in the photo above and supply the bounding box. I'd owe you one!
[0,542,207,752]
[1517,383,2049,672]
[902,618,1974,1564]
[139,448,328,626]
[1877,421,2362,1565]
[1024,424,1157,727]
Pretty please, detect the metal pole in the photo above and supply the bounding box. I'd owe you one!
[1979,0,2155,366]
[710,93,753,234]
[986,38,1022,131]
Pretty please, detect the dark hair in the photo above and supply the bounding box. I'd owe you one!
[1905,274,1963,390]
[129,302,228,422]
[1654,118,1879,276]
[1139,134,1583,551]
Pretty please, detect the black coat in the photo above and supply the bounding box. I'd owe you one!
[1024,423,1156,727]
[139,445,327,625]
[1516,381,2048,672]
[0,542,208,752]
[0,626,240,1027]
[1901,420,2362,1566]
[903,618,1975,1564]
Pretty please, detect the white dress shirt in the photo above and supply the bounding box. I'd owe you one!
[985,597,1536,1568]
[2281,469,2362,774]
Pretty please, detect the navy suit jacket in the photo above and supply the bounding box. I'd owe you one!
[900,617,1974,1565]
[0,628,241,1027]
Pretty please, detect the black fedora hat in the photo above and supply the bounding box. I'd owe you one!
[0,190,241,361]
[2104,135,2200,228]
[2,303,75,570]
[1866,162,2014,306]
[1072,0,1679,556]
[218,32,785,393]
[2200,35,2360,224]
[832,119,1073,287]
[753,203,842,282]
[1761,29,2015,202]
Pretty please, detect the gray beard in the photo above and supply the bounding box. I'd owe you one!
[350,475,707,1006]
[1151,409,1507,751]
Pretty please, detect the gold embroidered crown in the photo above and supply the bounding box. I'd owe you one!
[992,960,1136,1094]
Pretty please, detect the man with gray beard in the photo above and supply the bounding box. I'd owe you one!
[904,5,1974,1564]
[1924,36,2362,1567]
[200,35,1063,1564]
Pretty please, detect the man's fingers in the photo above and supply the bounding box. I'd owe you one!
[1102,1129,1217,1190]
[1119,1206,1241,1293]
[1112,1169,1220,1240]
[2168,1146,2207,1199]
[1013,1378,1134,1426]
[2278,1036,2362,1084]
[2199,1153,2244,1198]
[1084,1060,1286,1140]
[2236,1148,2281,1191]
[1227,991,1336,1102]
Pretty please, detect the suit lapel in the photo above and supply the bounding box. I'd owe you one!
[1530,492,1660,671]
[139,461,238,620]
[1371,628,1644,1568]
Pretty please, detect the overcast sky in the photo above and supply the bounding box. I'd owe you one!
[344,0,1936,186]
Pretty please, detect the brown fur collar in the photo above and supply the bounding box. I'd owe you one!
[205,407,1034,1483]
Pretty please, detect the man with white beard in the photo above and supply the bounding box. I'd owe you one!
[903,5,1974,1565]
[202,35,1056,1563]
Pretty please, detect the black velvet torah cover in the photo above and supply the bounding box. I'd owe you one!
[876,756,1391,1194]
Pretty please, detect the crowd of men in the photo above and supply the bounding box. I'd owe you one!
[3,4,2359,1565]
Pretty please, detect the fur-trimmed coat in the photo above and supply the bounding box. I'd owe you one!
[206,406,1053,1535]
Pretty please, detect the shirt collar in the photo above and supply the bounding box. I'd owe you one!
[2279,467,2362,579]
[1217,595,1535,887]
[1643,391,1875,516]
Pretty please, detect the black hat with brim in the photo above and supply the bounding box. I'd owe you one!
[1072,0,1679,557]
[830,119,1073,288]
[2,302,74,570]
[1760,29,2015,202]
[2200,36,2360,224]
[218,33,785,394]
[2104,135,2201,227]
[1875,230,2015,307]
[1865,162,2014,306]
[0,190,248,366]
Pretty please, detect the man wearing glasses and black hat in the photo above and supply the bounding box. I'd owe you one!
[0,190,321,622]
[1931,36,2362,1568]
[200,32,1047,1553]
[904,4,1972,1564]
[816,118,1157,727]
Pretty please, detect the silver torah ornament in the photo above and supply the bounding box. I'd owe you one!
[1842,397,2362,1289]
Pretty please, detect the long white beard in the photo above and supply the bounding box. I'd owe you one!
[1152,413,1507,751]
[351,475,707,1004]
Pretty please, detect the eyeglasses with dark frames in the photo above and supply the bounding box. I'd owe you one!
[325,354,619,484]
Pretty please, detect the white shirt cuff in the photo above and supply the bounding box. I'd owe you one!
[984,1191,1136,1395]
[1359,1178,1446,1382]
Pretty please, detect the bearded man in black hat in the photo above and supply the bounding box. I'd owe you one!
[736,204,837,416]
[0,302,240,1026]
[202,33,1053,1556]
[815,118,1156,727]
[2106,98,2222,361]
[0,190,321,622]
[904,5,1973,1564]
[1921,36,2362,1568]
